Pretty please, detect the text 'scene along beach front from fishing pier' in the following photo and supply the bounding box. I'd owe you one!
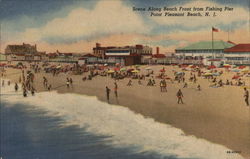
[0,0,250,159]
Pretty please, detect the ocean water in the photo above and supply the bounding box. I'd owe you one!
[0,81,244,159]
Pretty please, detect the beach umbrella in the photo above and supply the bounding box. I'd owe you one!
[231,69,240,72]
[176,72,184,75]
[181,64,188,68]
[232,75,240,79]
[212,72,220,76]
[204,73,213,76]
[224,65,231,68]
[114,67,120,71]
[239,65,246,69]
[131,70,139,73]
[127,68,134,72]
[107,70,115,73]
[204,70,212,73]
[120,68,127,71]
[241,68,249,73]
[56,65,61,69]
[160,69,165,72]
[241,70,249,73]
[104,64,108,66]
[208,65,216,69]
[145,67,151,70]
[190,65,196,68]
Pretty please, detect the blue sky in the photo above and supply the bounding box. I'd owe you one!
[1,0,249,53]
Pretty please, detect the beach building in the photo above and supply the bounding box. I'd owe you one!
[93,43,153,66]
[6,53,26,61]
[5,43,37,55]
[93,43,115,58]
[224,44,250,65]
[175,40,235,59]
[105,48,141,66]
[5,43,46,61]
[150,47,166,64]
[78,54,99,65]
[47,50,81,63]
[175,40,235,66]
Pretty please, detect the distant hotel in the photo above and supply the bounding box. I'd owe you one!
[4,43,47,61]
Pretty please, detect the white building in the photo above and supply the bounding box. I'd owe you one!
[175,40,235,59]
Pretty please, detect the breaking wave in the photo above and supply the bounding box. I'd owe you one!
[0,81,244,159]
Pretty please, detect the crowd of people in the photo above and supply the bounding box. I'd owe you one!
[0,62,249,107]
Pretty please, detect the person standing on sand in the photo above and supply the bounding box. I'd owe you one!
[127,79,132,86]
[106,86,111,101]
[69,78,73,87]
[193,75,196,84]
[43,76,47,87]
[66,80,70,88]
[15,83,19,92]
[176,89,184,104]
[138,79,142,85]
[2,80,4,87]
[48,84,52,91]
[114,82,118,98]
[163,79,167,92]
[197,84,201,91]
[31,87,36,96]
[152,78,156,86]
[244,87,249,106]
[160,80,164,92]
[23,88,27,97]
[183,82,188,88]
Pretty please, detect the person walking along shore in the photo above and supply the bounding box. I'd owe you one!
[114,82,118,98]
[177,89,184,104]
[106,86,111,102]
[14,83,19,92]
[244,87,249,106]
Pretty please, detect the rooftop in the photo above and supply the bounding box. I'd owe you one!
[152,54,166,58]
[224,44,250,53]
[176,40,234,50]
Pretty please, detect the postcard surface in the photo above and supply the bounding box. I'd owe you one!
[0,0,250,159]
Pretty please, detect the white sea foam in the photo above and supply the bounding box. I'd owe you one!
[0,81,244,159]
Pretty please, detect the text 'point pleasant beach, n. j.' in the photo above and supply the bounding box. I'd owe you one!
[132,6,234,17]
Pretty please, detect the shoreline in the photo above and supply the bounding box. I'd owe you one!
[2,67,250,158]
[2,86,244,159]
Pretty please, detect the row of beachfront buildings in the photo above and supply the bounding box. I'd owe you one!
[1,41,250,66]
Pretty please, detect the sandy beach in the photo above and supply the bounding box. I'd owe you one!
[2,64,250,158]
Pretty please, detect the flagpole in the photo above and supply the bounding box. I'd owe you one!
[212,27,214,59]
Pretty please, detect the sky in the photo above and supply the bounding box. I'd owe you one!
[1,0,250,54]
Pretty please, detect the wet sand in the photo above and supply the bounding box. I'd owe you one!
[3,66,250,158]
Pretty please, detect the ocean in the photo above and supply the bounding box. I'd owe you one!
[0,81,244,159]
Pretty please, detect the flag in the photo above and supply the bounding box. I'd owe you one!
[212,27,219,32]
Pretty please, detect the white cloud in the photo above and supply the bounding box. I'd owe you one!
[151,1,249,28]
[13,0,149,43]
